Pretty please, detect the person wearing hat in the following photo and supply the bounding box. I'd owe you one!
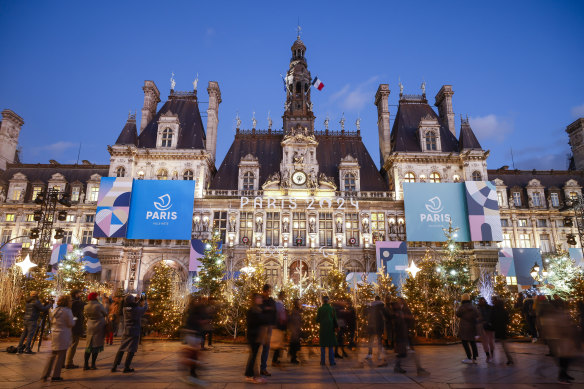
[83,292,107,370]
[65,289,85,368]
[17,291,51,354]
[456,293,479,364]
[111,294,148,373]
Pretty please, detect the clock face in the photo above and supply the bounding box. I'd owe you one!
[292,171,307,185]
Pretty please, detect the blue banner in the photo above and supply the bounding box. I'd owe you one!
[127,180,195,240]
[403,183,471,242]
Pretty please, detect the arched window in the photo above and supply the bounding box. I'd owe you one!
[183,169,194,180]
[429,172,441,183]
[404,172,416,183]
[157,169,168,180]
[243,172,255,190]
[425,131,437,151]
[344,173,356,191]
[116,166,125,177]
[161,128,173,147]
[472,171,482,181]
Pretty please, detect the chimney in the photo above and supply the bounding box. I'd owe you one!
[374,84,391,166]
[567,118,584,170]
[435,85,455,136]
[140,80,160,133]
[206,81,222,161]
[0,109,24,170]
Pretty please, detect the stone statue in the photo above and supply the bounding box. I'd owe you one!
[228,216,236,232]
[0,189,5,203]
[193,73,199,91]
[267,111,272,129]
[281,170,290,188]
[339,114,345,131]
[252,112,257,129]
[202,217,209,232]
[293,151,304,164]
[421,81,426,95]
[236,114,241,129]
[309,102,313,112]
[399,81,404,95]
[170,72,176,90]
[324,116,329,130]
[309,219,316,233]
[263,172,281,187]
[362,219,370,233]
[282,218,289,233]
[255,218,263,233]
[336,219,343,233]
[193,217,201,232]
[356,117,361,131]
[79,191,85,203]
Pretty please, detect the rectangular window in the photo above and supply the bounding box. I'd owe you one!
[81,230,94,245]
[512,192,522,207]
[32,186,44,201]
[89,186,99,202]
[318,212,333,247]
[62,230,73,244]
[265,212,280,246]
[498,233,512,248]
[501,219,509,227]
[106,237,118,244]
[540,234,551,252]
[239,212,253,244]
[569,191,579,201]
[497,191,505,207]
[531,192,541,207]
[517,219,528,227]
[148,239,162,246]
[519,233,531,248]
[506,276,517,286]
[85,214,94,223]
[12,189,22,201]
[71,187,80,202]
[292,212,306,246]
[213,211,227,242]
[26,214,35,222]
[371,212,385,241]
[345,213,360,245]
[265,268,279,283]
[65,214,76,222]
[557,219,566,228]
[5,214,15,222]
[537,219,547,227]
[20,231,31,249]
[1,229,12,243]
[550,193,560,207]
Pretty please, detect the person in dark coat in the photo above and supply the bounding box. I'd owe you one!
[456,293,479,364]
[111,294,148,373]
[17,291,51,354]
[333,300,348,359]
[245,293,269,384]
[477,297,495,362]
[288,298,303,364]
[182,296,207,386]
[316,295,337,366]
[365,296,385,362]
[83,292,107,370]
[491,296,513,365]
[345,298,357,349]
[259,284,276,376]
[383,296,394,350]
[65,289,85,368]
[522,294,538,341]
[391,298,430,376]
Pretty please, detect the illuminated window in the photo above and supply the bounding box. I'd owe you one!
[5,214,15,222]
[239,212,253,243]
[519,233,531,248]
[71,186,80,202]
[20,231,31,248]
[518,219,528,227]
[161,128,173,147]
[243,172,255,190]
[429,172,441,183]
[371,212,385,241]
[116,166,125,177]
[89,186,99,202]
[265,212,280,246]
[425,131,437,151]
[506,276,517,285]
[26,214,35,222]
[569,191,579,201]
[157,169,168,180]
[497,191,505,207]
[404,172,415,183]
[472,171,482,181]
[213,211,228,242]
[318,213,333,247]
[453,174,461,182]
[345,213,360,245]
[344,173,356,191]
[183,169,194,180]
[65,214,76,222]
[1,229,12,243]
[293,212,306,246]
[512,192,522,207]
[550,193,560,207]
[32,186,44,201]
[540,234,551,252]
[12,189,22,201]
[498,233,513,248]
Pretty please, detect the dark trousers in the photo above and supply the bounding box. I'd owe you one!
[289,340,300,362]
[201,330,213,347]
[527,316,538,338]
[245,342,261,377]
[66,335,80,366]
[335,327,346,354]
[461,340,478,360]
[18,321,37,351]
[347,328,356,348]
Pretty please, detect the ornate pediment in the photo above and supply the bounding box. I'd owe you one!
[318,172,337,190]
[262,171,281,190]
[282,124,318,145]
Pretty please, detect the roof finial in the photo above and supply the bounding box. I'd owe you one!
[252,112,257,129]
[267,111,272,130]
[421,80,426,95]
[324,115,330,130]
[170,72,176,90]
[398,77,404,96]
[355,116,361,131]
[297,17,301,39]
[339,113,345,131]
[193,73,199,91]
[235,112,241,129]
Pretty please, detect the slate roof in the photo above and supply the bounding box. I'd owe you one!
[210,132,389,191]
[137,93,206,149]
[115,118,138,145]
[487,168,584,188]
[390,99,459,153]
[458,119,482,150]
[1,163,110,185]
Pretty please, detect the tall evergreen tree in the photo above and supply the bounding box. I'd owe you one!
[195,230,225,299]
[54,248,87,295]
[146,262,182,336]
[541,247,578,298]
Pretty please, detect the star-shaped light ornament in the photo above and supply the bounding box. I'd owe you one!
[406,260,421,279]
[15,255,38,275]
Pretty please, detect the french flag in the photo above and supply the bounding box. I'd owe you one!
[312,77,324,91]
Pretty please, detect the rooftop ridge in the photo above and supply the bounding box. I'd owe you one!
[399,94,428,104]
[168,90,197,101]
[6,162,110,169]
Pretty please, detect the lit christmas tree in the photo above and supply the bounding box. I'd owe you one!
[195,230,225,299]
[493,274,525,336]
[146,262,182,336]
[10,266,52,335]
[375,265,398,302]
[355,273,376,339]
[54,248,87,295]
[541,246,579,298]
[300,271,322,343]
[323,265,350,301]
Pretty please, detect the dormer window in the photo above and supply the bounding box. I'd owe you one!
[161,128,173,147]
[243,172,255,190]
[471,171,482,181]
[183,169,194,181]
[157,169,168,180]
[531,192,542,207]
[429,172,441,183]
[344,173,356,191]
[425,131,438,151]
[116,166,125,177]
[404,172,416,183]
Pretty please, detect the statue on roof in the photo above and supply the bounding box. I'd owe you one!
[236,113,241,129]
[339,113,345,131]
[170,72,176,90]
[252,112,257,129]
[324,116,329,130]
[399,80,404,95]
[421,81,426,95]
[193,73,199,91]
[356,117,361,131]
[267,111,272,130]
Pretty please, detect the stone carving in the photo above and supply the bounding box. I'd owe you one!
[336,219,343,233]
[79,191,85,203]
[293,151,304,164]
[309,218,316,233]
[282,218,289,233]
[255,217,263,233]
[252,112,257,129]
[281,170,290,188]
[0,189,5,203]
[362,219,370,233]
[318,172,336,189]
[263,172,281,189]
[228,215,237,232]
[202,217,209,232]
[170,72,176,90]
[236,114,241,129]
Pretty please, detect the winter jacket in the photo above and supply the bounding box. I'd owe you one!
[478,303,494,331]
[49,306,75,351]
[23,296,50,322]
[118,300,148,353]
[71,297,85,336]
[261,296,277,326]
[288,307,303,342]
[84,300,107,349]
[367,300,385,335]
[246,305,269,343]
[456,301,479,341]
[491,302,509,339]
[316,303,338,347]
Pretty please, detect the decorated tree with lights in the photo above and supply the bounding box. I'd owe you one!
[300,271,322,343]
[354,273,376,338]
[541,246,578,298]
[375,266,398,302]
[146,262,182,336]
[493,274,525,335]
[54,249,87,295]
[195,231,226,299]
[9,264,52,335]
[323,265,350,301]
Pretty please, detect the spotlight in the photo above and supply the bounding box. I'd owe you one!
[564,217,573,227]
[54,228,65,240]
[29,228,40,239]
[34,191,46,204]
[33,210,43,221]
[566,234,577,245]
[57,210,67,221]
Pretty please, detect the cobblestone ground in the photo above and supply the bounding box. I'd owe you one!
[0,339,582,388]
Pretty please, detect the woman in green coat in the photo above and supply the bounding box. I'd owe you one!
[316,296,337,366]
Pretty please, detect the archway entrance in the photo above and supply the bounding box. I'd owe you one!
[289,259,308,284]
[142,259,186,291]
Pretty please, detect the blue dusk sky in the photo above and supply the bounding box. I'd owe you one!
[0,1,583,171]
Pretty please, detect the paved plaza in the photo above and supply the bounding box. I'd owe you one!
[0,340,582,388]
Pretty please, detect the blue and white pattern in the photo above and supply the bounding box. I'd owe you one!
[79,244,101,273]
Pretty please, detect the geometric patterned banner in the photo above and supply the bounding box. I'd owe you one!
[498,248,543,287]
[465,181,503,242]
[375,240,408,289]
[93,177,133,238]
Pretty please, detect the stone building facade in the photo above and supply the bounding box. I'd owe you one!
[1,37,584,291]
